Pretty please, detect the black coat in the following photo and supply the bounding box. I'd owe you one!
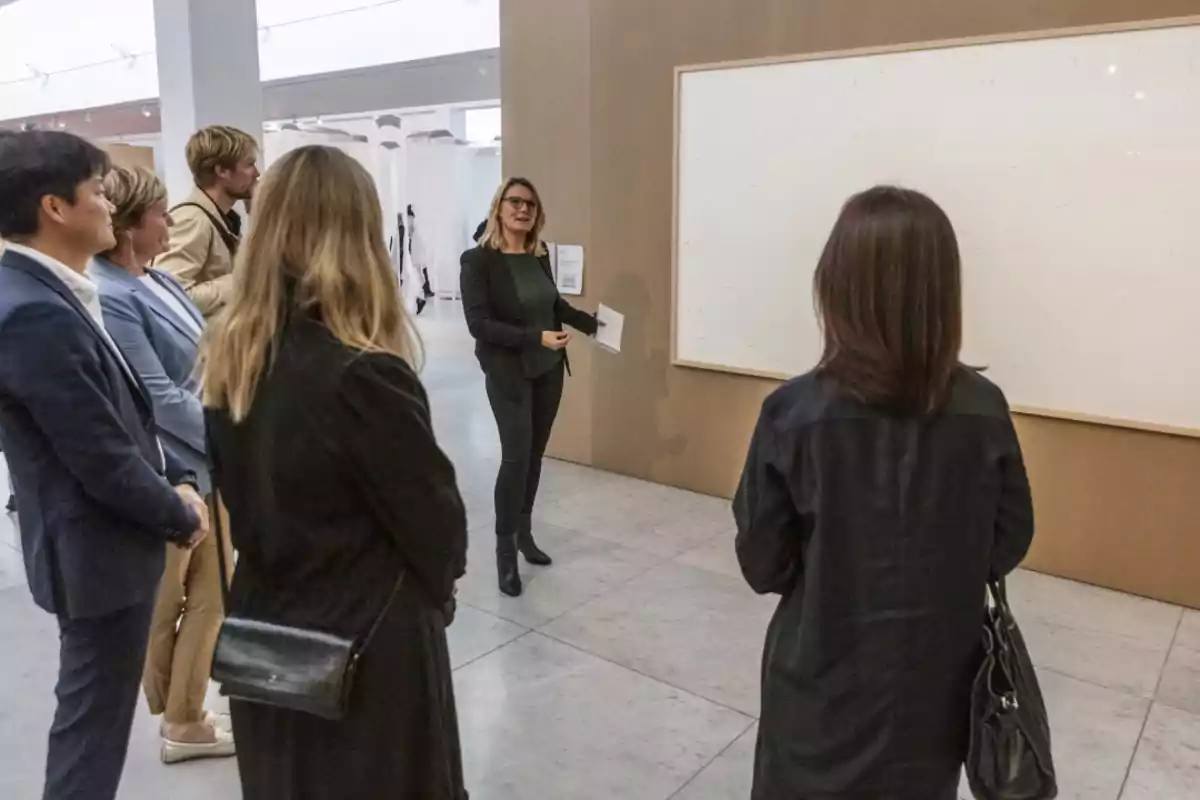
[208,319,468,799]
[459,245,598,384]
[734,368,1034,800]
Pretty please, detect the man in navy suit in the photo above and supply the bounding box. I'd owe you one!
[0,131,209,800]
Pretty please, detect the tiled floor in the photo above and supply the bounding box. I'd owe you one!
[1,301,1198,798]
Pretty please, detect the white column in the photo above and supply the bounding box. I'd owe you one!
[153,0,264,202]
[427,108,467,140]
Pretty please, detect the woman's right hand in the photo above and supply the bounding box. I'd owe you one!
[541,331,571,351]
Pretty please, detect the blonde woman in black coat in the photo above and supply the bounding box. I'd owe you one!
[460,178,599,597]
[202,146,468,799]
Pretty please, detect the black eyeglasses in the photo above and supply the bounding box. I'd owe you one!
[503,197,538,212]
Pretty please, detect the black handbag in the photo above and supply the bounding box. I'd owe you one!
[966,579,1057,800]
[207,422,403,722]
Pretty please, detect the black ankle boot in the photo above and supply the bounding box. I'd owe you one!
[496,535,522,597]
[517,517,552,566]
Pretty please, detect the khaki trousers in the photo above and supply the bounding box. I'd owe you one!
[142,500,231,725]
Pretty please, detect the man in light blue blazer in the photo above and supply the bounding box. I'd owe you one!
[89,165,235,764]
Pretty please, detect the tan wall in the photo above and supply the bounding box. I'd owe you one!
[501,0,595,464]
[102,143,156,173]
[502,0,1200,608]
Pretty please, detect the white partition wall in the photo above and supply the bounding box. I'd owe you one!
[376,145,403,264]
[404,138,501,299]
[406,138,466,298]
[673,21,1200,434]
[469,146,502,237]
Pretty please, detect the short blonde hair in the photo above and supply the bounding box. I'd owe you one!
[103,165,167,241]
[186,125,258,187]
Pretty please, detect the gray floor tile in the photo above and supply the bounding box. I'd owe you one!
[454,632,751,800]
[542,560,775,716]
[538,477,732,558]
[1039,669,1150,799]
[448,604,529,670]
[1157,640,1200,716]
[1008,570,1181,698]
[1173,611,1200,652]
[1121,703,1200,798]
[674,534,742,581]
[0,542,24,591]
[455,519,663,629]
[673,722,757,799]
[0,509,18,551]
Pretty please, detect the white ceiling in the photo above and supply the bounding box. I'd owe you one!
[2,49,500,138]
[0,0,498,119]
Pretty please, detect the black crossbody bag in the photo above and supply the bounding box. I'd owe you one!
[207,418,404,721]
[966,579,1057,799]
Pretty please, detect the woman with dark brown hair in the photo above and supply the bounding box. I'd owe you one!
[460,177,599,597]
[734,186,1036,799]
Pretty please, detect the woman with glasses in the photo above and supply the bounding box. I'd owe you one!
[460,178,599,597]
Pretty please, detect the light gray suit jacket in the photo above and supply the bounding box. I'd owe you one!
[90,257,210,494]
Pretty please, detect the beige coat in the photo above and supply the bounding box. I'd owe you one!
[156,189,239,319]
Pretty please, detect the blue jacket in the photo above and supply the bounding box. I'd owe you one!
[0,248,197,619]
[90,257,209,494]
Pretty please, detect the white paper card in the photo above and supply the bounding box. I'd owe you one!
[555,244,584,296]
[594,304,625,353]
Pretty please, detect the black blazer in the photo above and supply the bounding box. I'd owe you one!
[0,249,198,619]
[459,245,598,383]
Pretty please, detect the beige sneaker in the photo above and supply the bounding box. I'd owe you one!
[161,728,236,764]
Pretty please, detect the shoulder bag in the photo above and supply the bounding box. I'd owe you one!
[207,418,404,721]
[966,579,1058,799]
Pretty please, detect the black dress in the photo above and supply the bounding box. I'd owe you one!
[735,368,1035,800]
[208,319,468,800]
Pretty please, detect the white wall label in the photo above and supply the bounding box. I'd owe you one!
[555,244,585,296]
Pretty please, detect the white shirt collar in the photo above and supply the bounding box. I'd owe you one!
[4,242,102,322]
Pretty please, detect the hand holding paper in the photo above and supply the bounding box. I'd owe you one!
[594,304,624,353]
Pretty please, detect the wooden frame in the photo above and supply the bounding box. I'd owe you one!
[669,14,1200,437]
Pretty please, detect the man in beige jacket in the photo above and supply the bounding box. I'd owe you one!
[157,125,259,318]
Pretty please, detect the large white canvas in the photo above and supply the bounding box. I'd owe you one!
[675,22,1200,432]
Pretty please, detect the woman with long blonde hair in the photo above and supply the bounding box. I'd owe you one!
[460,177,599,596]
[202,145,468,799]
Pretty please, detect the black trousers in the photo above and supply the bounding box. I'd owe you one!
[485,363,565,537]
[44,601,155,800]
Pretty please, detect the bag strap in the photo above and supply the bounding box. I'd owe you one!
[204,412,405,648]
[987,578,1016,629]
[171,202,240,258]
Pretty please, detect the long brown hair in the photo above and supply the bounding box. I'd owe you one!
[813,186,962,415]
[201,145,421,420]
[480,177,547,256]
